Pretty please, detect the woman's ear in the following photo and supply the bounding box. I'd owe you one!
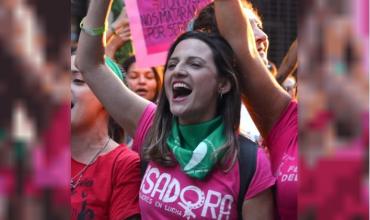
[218,78,231,95]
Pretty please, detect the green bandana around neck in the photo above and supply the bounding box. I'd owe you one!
[166,116,226,179]
[105,56,125,81]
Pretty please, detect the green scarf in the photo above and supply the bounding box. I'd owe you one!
[167,116,226,179]
[105,56,125,81]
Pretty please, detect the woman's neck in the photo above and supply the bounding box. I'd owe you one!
[71,116,113,163]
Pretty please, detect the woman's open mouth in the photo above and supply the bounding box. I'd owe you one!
[135,88,148,96]
[172,82,192,99]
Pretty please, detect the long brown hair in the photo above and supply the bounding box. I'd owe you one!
[143,31,241,171]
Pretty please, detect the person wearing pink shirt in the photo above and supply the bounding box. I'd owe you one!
[214,0,298,219]
[76,0,276,218]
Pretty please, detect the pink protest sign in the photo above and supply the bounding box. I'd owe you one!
[125,0,212,68]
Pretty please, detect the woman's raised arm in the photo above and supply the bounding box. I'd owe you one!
[214,0,291,138]
[76,0,149,137]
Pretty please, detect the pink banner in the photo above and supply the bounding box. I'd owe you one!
[125,0,212,68]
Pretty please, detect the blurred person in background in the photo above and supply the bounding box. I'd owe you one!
[298,0,368,218]
[103,7,163,104]
[0,1,71,218]
[122,56,162,103]
[71,53,141,220]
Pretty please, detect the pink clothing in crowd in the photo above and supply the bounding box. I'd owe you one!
[265,100,298,220]
[132,103,275,219]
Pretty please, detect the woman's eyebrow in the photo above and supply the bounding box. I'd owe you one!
[71,70,82,76]
[168,57,179,62]
[188,56,206,63]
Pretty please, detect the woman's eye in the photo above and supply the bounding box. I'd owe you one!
[73,79,85,85]
[145,73,155,80]
[167,63,176,70]
[127,73,138,79]
[190,63,201,68]
[257,23,263,29]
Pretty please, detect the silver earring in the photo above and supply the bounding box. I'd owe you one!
[219,92,223,99]
[219,87,224,99]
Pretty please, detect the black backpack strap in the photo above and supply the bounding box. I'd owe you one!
[140,143,149,177]
[237,134,258,220]
[140,158,148,177]
[139,129,151,177]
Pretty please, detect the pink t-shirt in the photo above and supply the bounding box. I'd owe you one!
[133,103,275,219]
[265,100,298,220]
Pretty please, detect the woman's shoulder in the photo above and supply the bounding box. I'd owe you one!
[112,144,140,164]
[109,145,141,181]
[265,99,297,148]
[132,103,157,153]
[98,144,140,168]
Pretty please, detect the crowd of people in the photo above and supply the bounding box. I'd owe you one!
[0,0,70,219]
[298,0,368,218]
[70,0,370,218]
[72,0,299,219]
[1,0,367,219]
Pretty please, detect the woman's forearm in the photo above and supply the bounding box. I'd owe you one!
[76,0,113,71]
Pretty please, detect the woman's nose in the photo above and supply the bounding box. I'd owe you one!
[255,28,268,45]
[173,64,188,77]
[138,75,147,84]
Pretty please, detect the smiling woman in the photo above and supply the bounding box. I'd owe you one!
[144,33,239,170]
[76,0,275,219]
[164,38,221,124]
